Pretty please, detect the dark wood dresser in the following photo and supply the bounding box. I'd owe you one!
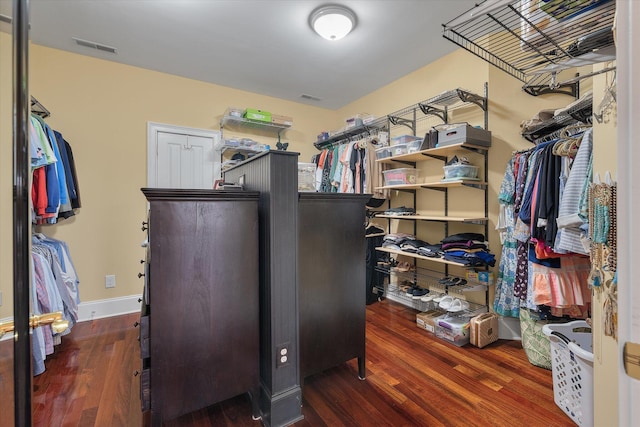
[298,192,370,380]
[140,188,260,426]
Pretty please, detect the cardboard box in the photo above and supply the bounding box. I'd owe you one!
[244,108,272,122]
[466,271,495,285]
[470,313,499,348]
[272,114,293,126]
[416,310,445,333]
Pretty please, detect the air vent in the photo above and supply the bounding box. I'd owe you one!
[300,94,322,102]
[0,14,12,24]
[72,37,117,54]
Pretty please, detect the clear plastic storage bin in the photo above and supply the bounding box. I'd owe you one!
[407,138,423,153]
[391,144,408,156]
[375,146,392,160]
[443,164,479,180]
[391,135,422,146]
[435,316,470,347]
[383,168,417,186]
[542,321,594,427]
[298,162,316,192]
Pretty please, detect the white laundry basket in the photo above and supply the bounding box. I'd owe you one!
[542,321,594,427]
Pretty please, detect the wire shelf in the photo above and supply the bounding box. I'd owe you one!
[442,0,616,95]
[521,92,593,142]
[31,96,50,118]
[313,87,487,150]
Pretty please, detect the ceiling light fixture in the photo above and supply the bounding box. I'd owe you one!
[309,4,357,41]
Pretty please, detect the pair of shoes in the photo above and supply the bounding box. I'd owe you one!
[393,261,415,273]
[433,294,446,303]
[404,284,425,298]
[398,280,414,293]
[438,277,468,286]
[420,293,435,302]
[438,296,470,312]
[411,288,429,299]
[448,299,470,313]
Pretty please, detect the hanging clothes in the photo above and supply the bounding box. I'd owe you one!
[494,128,593,319]
[30,234,80,376]
[555,129,593,254]
[29,115,82,224]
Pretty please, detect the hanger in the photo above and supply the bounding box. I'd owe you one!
[594,67,617,124]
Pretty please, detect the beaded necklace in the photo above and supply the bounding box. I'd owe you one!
[588,182,613,287]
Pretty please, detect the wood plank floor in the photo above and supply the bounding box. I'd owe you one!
[0,300,576,427]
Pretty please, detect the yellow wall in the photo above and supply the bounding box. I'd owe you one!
[0,33,13,319]
[0,32,337,319]
[591,63,618,427]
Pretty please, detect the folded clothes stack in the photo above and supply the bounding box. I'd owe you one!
[440,233,496,267]
[382,233,445,258]
[381,233,415,250]
[384,206,416,216]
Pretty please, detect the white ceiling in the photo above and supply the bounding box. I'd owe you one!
[0,0,478,110]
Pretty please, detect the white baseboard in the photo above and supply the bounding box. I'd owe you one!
[0,295,142,342]
[77,294,142,322]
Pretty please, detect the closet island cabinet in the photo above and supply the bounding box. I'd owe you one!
[139,188,261,426]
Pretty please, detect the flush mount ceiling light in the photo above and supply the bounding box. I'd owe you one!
[309,4,357,41]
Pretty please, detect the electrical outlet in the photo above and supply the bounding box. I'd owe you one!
[276,343,290,368]
[105,275,116,288]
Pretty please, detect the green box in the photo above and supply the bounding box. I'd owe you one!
[243,108,272,122]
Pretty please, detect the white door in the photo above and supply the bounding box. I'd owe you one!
[147,122,221,188]
[617,1,640,424]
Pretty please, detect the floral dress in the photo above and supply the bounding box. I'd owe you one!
[493,156,520,317]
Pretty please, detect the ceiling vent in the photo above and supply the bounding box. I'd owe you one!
[0,14,13,24]
[300,94,322,102]
[72,37,117,54]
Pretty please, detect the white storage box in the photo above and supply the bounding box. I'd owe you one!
[436,123,491,147]
[443,164,479,180]
[542,321,594,427]
[383,168,417,186]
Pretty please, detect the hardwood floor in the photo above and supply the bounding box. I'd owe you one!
[0,300,576,427]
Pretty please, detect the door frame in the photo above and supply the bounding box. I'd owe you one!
[13,0,33,426]
[616,0,640,424]
[146,121,221,187]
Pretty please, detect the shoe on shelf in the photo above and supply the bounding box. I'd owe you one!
[433,294,445,303]
[447,299,470,313]
[393,262,416,273]
[420,294,435,302]
[438,295,455,310]
[411,288,429,299]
